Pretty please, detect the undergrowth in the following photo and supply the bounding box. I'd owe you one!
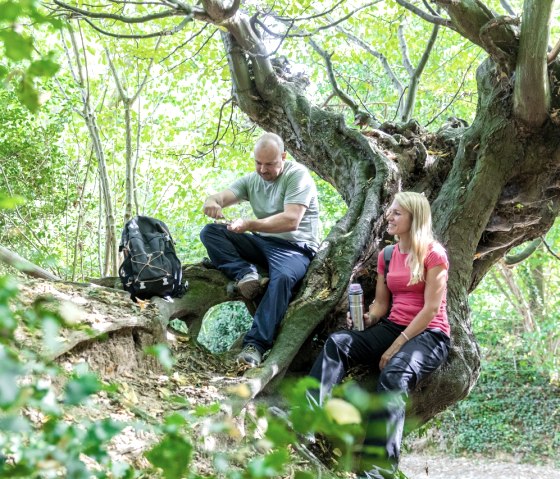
[407,354,560,467]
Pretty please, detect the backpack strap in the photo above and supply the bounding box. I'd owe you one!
[382,244,395,320]
[383,244,395,283]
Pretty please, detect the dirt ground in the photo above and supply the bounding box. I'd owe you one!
[16,278,559,479]
[400,453,560,479]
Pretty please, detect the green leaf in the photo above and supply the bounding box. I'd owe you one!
[1,1,22,22]
[0,194,25,209]
[144,343,175,370]
[265,419,297,447]
[0,346,23,408]
[16,76,39,112]
[63,372,102,405]
[1,30,34,61]
[145,433,193,479]
[28,58,60,78]
[247,450,289,478]
[294,472,315,479]
[83,419,125,459]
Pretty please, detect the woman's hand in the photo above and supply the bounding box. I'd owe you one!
[346,311,370,330]
[379,336,407,369]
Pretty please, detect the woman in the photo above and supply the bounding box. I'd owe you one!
[309,191,451,479]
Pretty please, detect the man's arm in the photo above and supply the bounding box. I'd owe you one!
[203,189,239,219]
[227,203,306,234]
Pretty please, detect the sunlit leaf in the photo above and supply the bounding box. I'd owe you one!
[145,434,193,479]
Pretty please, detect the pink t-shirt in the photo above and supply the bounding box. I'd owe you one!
[377,242,450,337]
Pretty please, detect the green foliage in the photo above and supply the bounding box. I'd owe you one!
[198,301,253,353]
[0,265,414,478]
[145,432,193,479]
[428,356,560,465]
[0,275,132,478]
[0,88,74,275]
[0,0,62,111]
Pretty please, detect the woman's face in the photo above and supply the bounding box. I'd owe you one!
[387,200,412,237]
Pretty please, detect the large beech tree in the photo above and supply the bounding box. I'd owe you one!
[50,0,560,423]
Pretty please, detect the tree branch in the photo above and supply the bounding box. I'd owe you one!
[479,15,520,69]
[224,16,276,99]
[395,0,455,30]
[425,53,479,127]
[53,0,188,22]
[397,23,414,76]
[0,246,61,281]
[513,0,553,128]
[81,16,192,39]
[541,236,560,261]
[309,39,375,127]
[499,0,516,16]
[401,22,439,122]
[263,1,382,38]
[434,0,517,53]
[201,0,240,23]
[504,238,542,265]
[334,24,403,96]
[548,37,560,64]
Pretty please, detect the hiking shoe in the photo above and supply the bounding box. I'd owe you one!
[237,345,262,368]
[237,272,263,300]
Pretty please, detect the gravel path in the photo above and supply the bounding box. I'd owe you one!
[400,453,560,479]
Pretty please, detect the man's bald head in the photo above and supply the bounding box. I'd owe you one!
[254,133,286,182]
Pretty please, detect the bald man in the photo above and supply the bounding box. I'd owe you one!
[200,132,320,367]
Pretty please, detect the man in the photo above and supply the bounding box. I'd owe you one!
[200,132,320,367]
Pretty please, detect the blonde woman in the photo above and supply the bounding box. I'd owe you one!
[309,192,450,479]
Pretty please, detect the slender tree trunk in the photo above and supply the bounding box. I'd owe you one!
[71,151,93,281]
[105,42,158,225]
[63,26,118,277]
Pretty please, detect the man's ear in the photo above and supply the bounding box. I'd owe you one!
[281,151,287,160]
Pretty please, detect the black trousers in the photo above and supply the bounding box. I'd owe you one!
[309,319,450,478]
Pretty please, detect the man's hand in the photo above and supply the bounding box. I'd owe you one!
[203,198,224,219]
[227,218,251,233]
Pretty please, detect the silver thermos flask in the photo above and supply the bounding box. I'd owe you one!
[349,283,365,331]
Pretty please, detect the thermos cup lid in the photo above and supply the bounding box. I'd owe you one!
[349,283,363,293]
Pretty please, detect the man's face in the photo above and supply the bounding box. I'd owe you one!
[254,143,286,181]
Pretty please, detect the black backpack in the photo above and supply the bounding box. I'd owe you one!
[118,216,185,301]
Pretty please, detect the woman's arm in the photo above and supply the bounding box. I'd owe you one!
[379,264,447,369]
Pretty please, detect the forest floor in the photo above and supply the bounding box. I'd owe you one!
[70,328,559,479]
[16,277,560,478]
[399,453,559,479]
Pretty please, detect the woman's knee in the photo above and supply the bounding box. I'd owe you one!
[324,331,353,356]
[377,355,416,393]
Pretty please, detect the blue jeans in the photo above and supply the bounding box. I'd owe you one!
[200,223,313,353]
[308,319,450,477]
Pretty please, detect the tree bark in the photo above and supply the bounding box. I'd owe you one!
[513,0,553,127]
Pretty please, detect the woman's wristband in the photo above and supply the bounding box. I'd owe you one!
[400,331,410,341]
